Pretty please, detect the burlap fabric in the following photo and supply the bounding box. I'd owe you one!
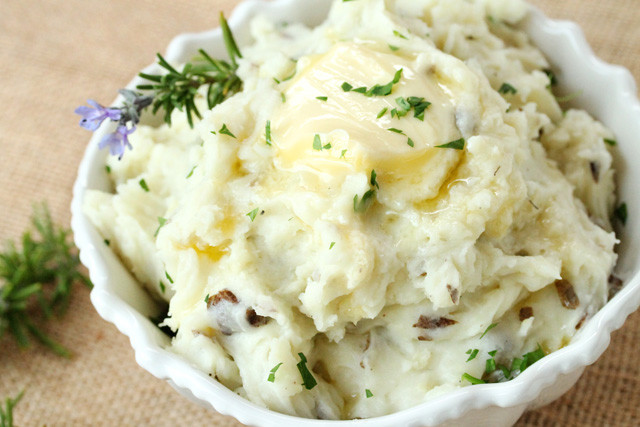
[0,0,638,425]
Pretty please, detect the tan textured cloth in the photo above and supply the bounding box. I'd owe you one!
[0,0,638,425]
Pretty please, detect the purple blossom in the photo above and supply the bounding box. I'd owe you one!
[75,100,122,131]
[98,125,135,160]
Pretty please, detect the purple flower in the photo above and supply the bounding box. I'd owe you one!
[75,100,122,131]
[98,125,135,160]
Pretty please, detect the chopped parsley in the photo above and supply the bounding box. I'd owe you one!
[104,239,110,246]
[340,149,347,158]
[265,120,272,146]
[341,69,403,97]
[105,165,111,173]
[204,293,210,304]
[436,138,465,150]
[387,127,405,135]
[480,323,497,339]
[186,166,197,178]
[316,96,328,101]
[407,137,415,147]
[281,92,286,103]
[485,357,496,373]
[154,217,167,237]
[465,349,479,362]
[296,352,317,390]
[267,362,283,382]
[246,208,259,222]
[461,373,485,385]
[329,242,336,250]
[218,123,236,138]
[604,138,617,146]
[498,83,517,95]
[395,96,411,111]
[365,389,373,398]
[407,96,431,121]
[312,134,332,151]
[614,203,628,225]
[165,271,174,284]
[159,281,166,294]
[543,68,558,88]
[370,169,379,189]
[393,30,408,40]
[139,179,150,192]
[377,107,388,119]
[388,44,400,51]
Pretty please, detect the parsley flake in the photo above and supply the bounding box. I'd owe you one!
[139,179,150,192]
[370,169,379,189]
[186,166,197,179]
[341,69,403,97]
[313,134,322,151]
[604,138,617,146]
[498,83,517,95]
[342,82,354,92]
[365,389,373,398]
[393,30,408,40]
[480,323,497,339]
[105,165,111,173]
[165,271,174,284]
[387,127,405,135]
[204,293,210,304]
[377,107,388,119]
[296,352,317,390]
[265,120,272,146]
[614,203,628,225]
[316,96,328,101]
[407,137,415,147]
[435,138,465,150]
[281,93,286,103]
[159,281,166,294]
[466,349,479,362]
[104,239,110,246]
[329,242,336,250]
[247,208,259,222]
[218,124,236,138]
[267,362,283,382]
[340,149,347,158]
[388,44,400,51]
[354,190,376,213]
[154,217,167,237]
[461,373,485,385]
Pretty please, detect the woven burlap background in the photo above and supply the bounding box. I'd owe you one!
[0,0,638,425]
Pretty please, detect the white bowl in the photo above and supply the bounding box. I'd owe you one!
[71,1,640,426]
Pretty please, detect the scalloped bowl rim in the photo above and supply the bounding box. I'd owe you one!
[71,1,640,426]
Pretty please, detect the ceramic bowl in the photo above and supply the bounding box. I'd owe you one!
[71,1,640,425]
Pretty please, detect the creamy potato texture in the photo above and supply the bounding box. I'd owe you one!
[84,0,619,419]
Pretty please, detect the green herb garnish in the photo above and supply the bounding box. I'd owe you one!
[204,293,210,304]
[246,208,259,222]
[340,149,347,158]
[354,170,379,214]
[604,138,617,146]
[388,44,400,51]
[312,134,331,151]
[377,107,388,119]
[267,362,283,382]
[615,203,628,225]
[435,138,465,150]
[543,68,558,88]
[104,239,110,246]
[316,96,328,101]
[296,352,317,390]
[466,349,479,362]
[370,169,379,189]
[461,373,485,385]
[154,217,167,237]
[393,30,408,40]
[387,127,405,135]
[105,165,111,174]
[265,120,273,146]
[0,205,92,357]
[498,83,517,95]
[165,271,174,284]
[218,124,236,138]
[480,323,497,339]
[139,179,150,192]
[329,242,336,250]
[186,166,197,179]
[159,281,166,294]
[342,69,403,97]
[407,137,415,147]
[365,389,373,398]
[137,13,242,128]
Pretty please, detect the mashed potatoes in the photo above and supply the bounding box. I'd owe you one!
[84,0,619,419]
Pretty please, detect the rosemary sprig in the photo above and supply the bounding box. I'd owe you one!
[0,391,23,427]
[137,13,243,128]
[0,204,92,357]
